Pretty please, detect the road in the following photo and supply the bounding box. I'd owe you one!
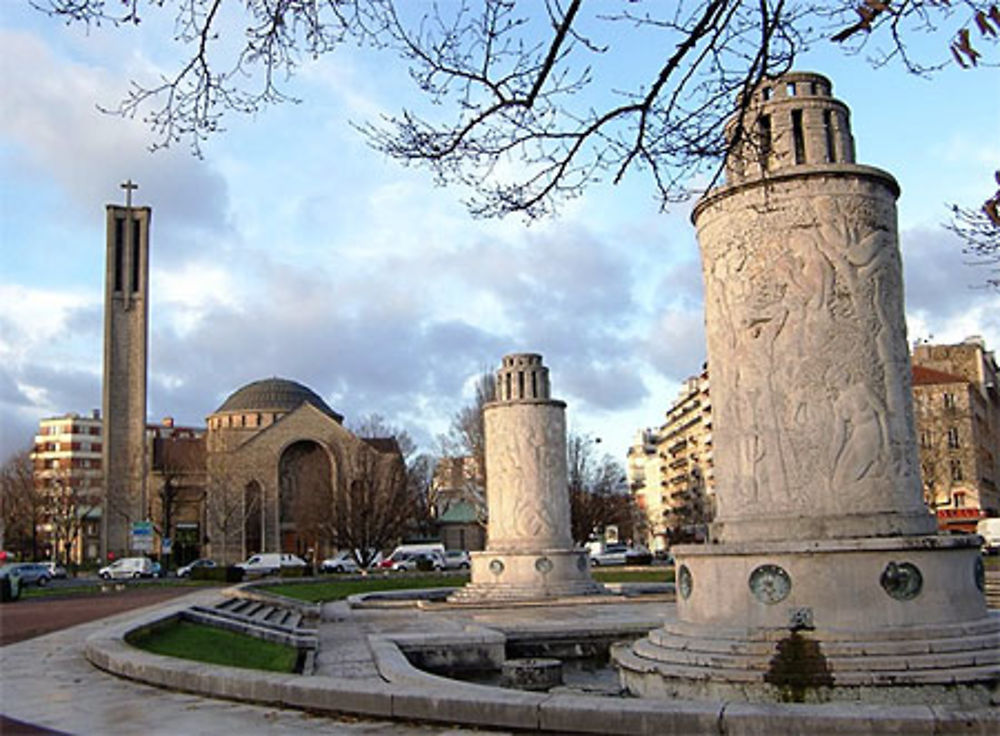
[0,584,202,646]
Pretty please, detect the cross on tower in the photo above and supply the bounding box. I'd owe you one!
[121,179,138,210]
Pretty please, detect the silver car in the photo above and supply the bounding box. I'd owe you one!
[2,562,52,586]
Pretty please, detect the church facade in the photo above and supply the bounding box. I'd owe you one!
[148,377,403,565]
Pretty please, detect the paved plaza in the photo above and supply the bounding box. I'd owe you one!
[0,589,502,735]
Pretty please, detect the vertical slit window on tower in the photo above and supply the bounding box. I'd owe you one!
[505,373,512,401]
[131,218,141,293]
[518,371,525,399]
[761,86,772,101]
[113,217,124,292]
[786,82,797,96]
[791,109,805,164]
[757,114,772,169]
[531,371,538,399]
[822,109,836,163]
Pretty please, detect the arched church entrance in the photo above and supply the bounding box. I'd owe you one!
[278,440,333,558]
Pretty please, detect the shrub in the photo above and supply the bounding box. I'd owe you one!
[626,551,653,566]
[1,575,22,602]
[415,556,436,572]
[279,566,308,578]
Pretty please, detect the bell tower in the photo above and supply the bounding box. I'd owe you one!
[101,180,151,559]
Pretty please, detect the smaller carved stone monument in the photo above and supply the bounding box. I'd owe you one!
[450,353,604,602]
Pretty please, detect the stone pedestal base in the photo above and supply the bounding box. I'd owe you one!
[448,548,606,603]
[614,535,999,704]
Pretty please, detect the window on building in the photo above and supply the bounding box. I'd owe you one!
[953,492,966,508]
[947,427,960,449]
[943,392,956,409]
[950,459,963,482]
[920,431,931,448]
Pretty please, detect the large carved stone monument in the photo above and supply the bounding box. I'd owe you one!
[450,353,604,602]
[615,72,998,703]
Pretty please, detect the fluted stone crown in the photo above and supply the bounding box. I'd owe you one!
[725,71,860,185]
[494,353,554,403]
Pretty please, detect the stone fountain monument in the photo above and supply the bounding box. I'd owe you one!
[450,353,605,602]
[615,71,998,703]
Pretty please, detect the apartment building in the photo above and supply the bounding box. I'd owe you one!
[911,337,1000,532]
[628,338,999,547]
[30,411,104,563]
[627,368,715,553]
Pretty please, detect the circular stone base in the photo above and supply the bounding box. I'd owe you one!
[448,548,606,603]
[614,535,999,704]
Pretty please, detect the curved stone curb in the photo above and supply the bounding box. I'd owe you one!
[84,600,999,735]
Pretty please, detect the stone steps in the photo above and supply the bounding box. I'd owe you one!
[985,570,1000,609]
[183,597,317,653]
[618,614,1000,689]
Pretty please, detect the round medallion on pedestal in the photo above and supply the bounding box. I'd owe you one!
[678,565,693,600]
[879,561,922,600]
[749,564,791,604]
[489,559,505,576]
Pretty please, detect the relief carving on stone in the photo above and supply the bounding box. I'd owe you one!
[485,407,570,546]
[701,188,921,521]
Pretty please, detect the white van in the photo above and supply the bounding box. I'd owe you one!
[380,543,446,570]
[236,552,307,575]
[977,518,1000,554]
[98,557,153,580]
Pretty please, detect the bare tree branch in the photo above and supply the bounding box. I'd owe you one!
[36,1,999,214]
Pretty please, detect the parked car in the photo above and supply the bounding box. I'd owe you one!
[236,553,307,575]
[45,562,68,579]
[98,557,154,580]
[176,558,217,577]
[977,518,1000,554]
[320,551,360,574]
[443,550,471,570]
[2,562,52,587]
[391,551,444,572]
[378,543,446,569]
[625,545,653,566]
[590,543,629,566]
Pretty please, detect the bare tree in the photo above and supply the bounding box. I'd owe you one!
[43,469,102,567]
[351,413,417,459]
[946,171,1000,289]
[204,468,247,564]
[312,442,413,568]
[36,1,999,217]
[567,433,633,545]
[352,413,436,539]
[0,448,44,560]
[150,436,207,570]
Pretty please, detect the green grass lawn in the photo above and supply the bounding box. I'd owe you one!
[267,574,470,602]
[591,567,675,584]
[127,619,299,672]
[19,578,219,600]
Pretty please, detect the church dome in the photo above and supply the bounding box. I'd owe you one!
[215,378,343,422]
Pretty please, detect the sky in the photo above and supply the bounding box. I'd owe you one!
[1,2,998,465]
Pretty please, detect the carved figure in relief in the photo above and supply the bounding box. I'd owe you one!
[491,426,523,541]
[831,380,889,492]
